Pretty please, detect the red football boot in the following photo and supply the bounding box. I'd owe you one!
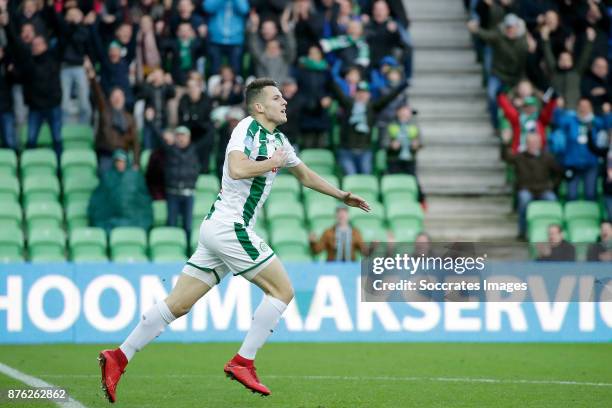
[224,354,271,396]
[98,349,128,403]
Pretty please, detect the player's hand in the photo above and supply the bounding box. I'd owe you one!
[270,148,288,168]
[586,26,597,42]
[467,20,479,34]
[343,192,371,212]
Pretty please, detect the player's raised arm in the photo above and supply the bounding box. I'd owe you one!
[288,163,371,212]
[228,148,288,180]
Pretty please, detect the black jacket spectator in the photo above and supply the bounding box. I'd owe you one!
[538,240,576,261]
[581,67,611,115]
[162,139,201,191]
[0,52,13,113]
[161,34,206,86]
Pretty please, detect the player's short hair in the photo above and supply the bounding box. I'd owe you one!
[245,78,278,114]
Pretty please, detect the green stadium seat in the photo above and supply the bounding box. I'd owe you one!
[0,201,22,231]
[567,219,599,243]
[26,201,63,232]
[359,223,388,243]
[306,195,337,221]
[375,149,387,175]
[266,199,304,230]
[69,227,108,262]
[190,228,199,252]
[153,200,168,227]
[303,175,339,203]
[140,149,151,172]
[62,124,94,150]
[63,174,98,205]
[528,223,550,244]
[265,191,298,208]
[150,227,187,262]
[386,201,424,230]
[564,201,600,225]
[22,175,60,206]
[391,224,421,242]
[343,175,379,203]
[193,193,217,221]
[381,174,418,202]
[28,227,66,262]
[309,218,334,236]
[0,227,24,262]
[66,201,89,231]
[0,149,17,176]
[270,225,310,259]
[20,148,57,178]
[272,175,300,200]
[61,149,97,180]
[527,201,563,240]
[196,174,220,195]
[110,227,148,262]
[0,175,19,202]
[349,201,385,230]
[276,244,312,261]
[20,123,52,148]
[300,149,335,174]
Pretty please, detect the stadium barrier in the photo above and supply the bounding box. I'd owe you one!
[0,262,610,343]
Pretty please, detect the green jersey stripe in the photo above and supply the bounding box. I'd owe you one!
[234,223,260,261]
[242,175,266,226]
[205,194,222,220]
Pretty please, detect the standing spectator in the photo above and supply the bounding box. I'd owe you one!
[169,0,206,38]
[87,61,140,172]
[247,10,296,85]
[88,149,153,234]
[541,26,595,110]
[209,65,244,107]
[587,221,612,262]
[0,43,15,150]
[467,14,532,130]
[581,57,611,115]
[497,91,556,153]
[321,18,370,69]
[279,77,305,147]
[135,14,162,83]
[502,133,563,240]
[178,76,214,173]
[204,0,250,76]
[137,68,175,150]
[365,1,404,70]
[309,204,370,261]
[145,130,171,201]
[161,126,201,238]
[383,104,421,174]
[215,107,245,178]
[162,22,206,87]
[586,104,612,220]
[550,98,609,201]
[331,79,408,175]
[291,0,324,57]
[5,14,63,157]
[56,7,92,123]
[537,224,576,261]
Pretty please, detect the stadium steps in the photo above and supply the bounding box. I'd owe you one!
[405,0,516,241]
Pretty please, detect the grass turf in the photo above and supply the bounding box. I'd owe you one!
[0,343,610,408]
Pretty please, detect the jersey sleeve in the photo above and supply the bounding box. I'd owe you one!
[283,136,302,168]
[226,121,255,157]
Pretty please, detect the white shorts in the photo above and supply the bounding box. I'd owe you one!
[182,218,276,287]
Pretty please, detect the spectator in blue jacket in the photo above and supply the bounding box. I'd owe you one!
[204,0,250,76]
[551,97,611,201]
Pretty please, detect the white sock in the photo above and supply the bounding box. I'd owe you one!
[238,295,287,360]
[120,301,176,362]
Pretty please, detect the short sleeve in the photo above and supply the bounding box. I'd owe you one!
[283,136,302,168]
[226,121,255,157]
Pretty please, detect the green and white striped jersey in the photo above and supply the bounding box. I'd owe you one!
[206,116,301,228]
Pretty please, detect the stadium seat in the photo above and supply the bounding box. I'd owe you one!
[381,174,418,202]
[349,201,385,230]
[153,200,168,227]
[22,175,60,206]
[385,201,424,230]
[270,225,310,259]
[375,149,387,175]
[272,175,300,200]
[0,227,24,262]
[28,227,66,262]
[63,174,98,205]
[567,219,599,243]
[193,193,217,221]
[0,175,19,202]
[61,149,97,180]
[275,244,312,261]
[265,191,299,208]
[564,201,600,225]
[69,227,108,262]
[140,149,151,173]
[0,149,17,176]
[190,228,199,252]
[196,174,220,195]
[62,124,94,150]
[0,201,22,230]
[391,224,421,242]
[306,195,337,221]
[26,201,63,232]
[20,148,57,178]
[359,223,388,243]
[66,201,89,231]
[110,227,148,262]
[527,201,563,239]
[149,227,187,262]
[300,149,335,174]
[266,199,304,230]
[20,123,52,147]
[303,175,339,204]
[343,175,379,203]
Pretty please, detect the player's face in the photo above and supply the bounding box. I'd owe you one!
[260,86,287,126]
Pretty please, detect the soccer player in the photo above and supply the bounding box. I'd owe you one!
[98,78,370,402]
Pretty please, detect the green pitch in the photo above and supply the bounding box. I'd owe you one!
[0,343,610,407]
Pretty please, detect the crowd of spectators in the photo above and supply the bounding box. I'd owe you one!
[466,0,612,241]
[0,0,421,241]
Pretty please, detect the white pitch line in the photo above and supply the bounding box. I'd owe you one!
[37,373,612,388]
[0,362,88,408]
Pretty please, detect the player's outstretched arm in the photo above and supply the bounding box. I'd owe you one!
[228,149,288,179]
[288,163,371,212]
